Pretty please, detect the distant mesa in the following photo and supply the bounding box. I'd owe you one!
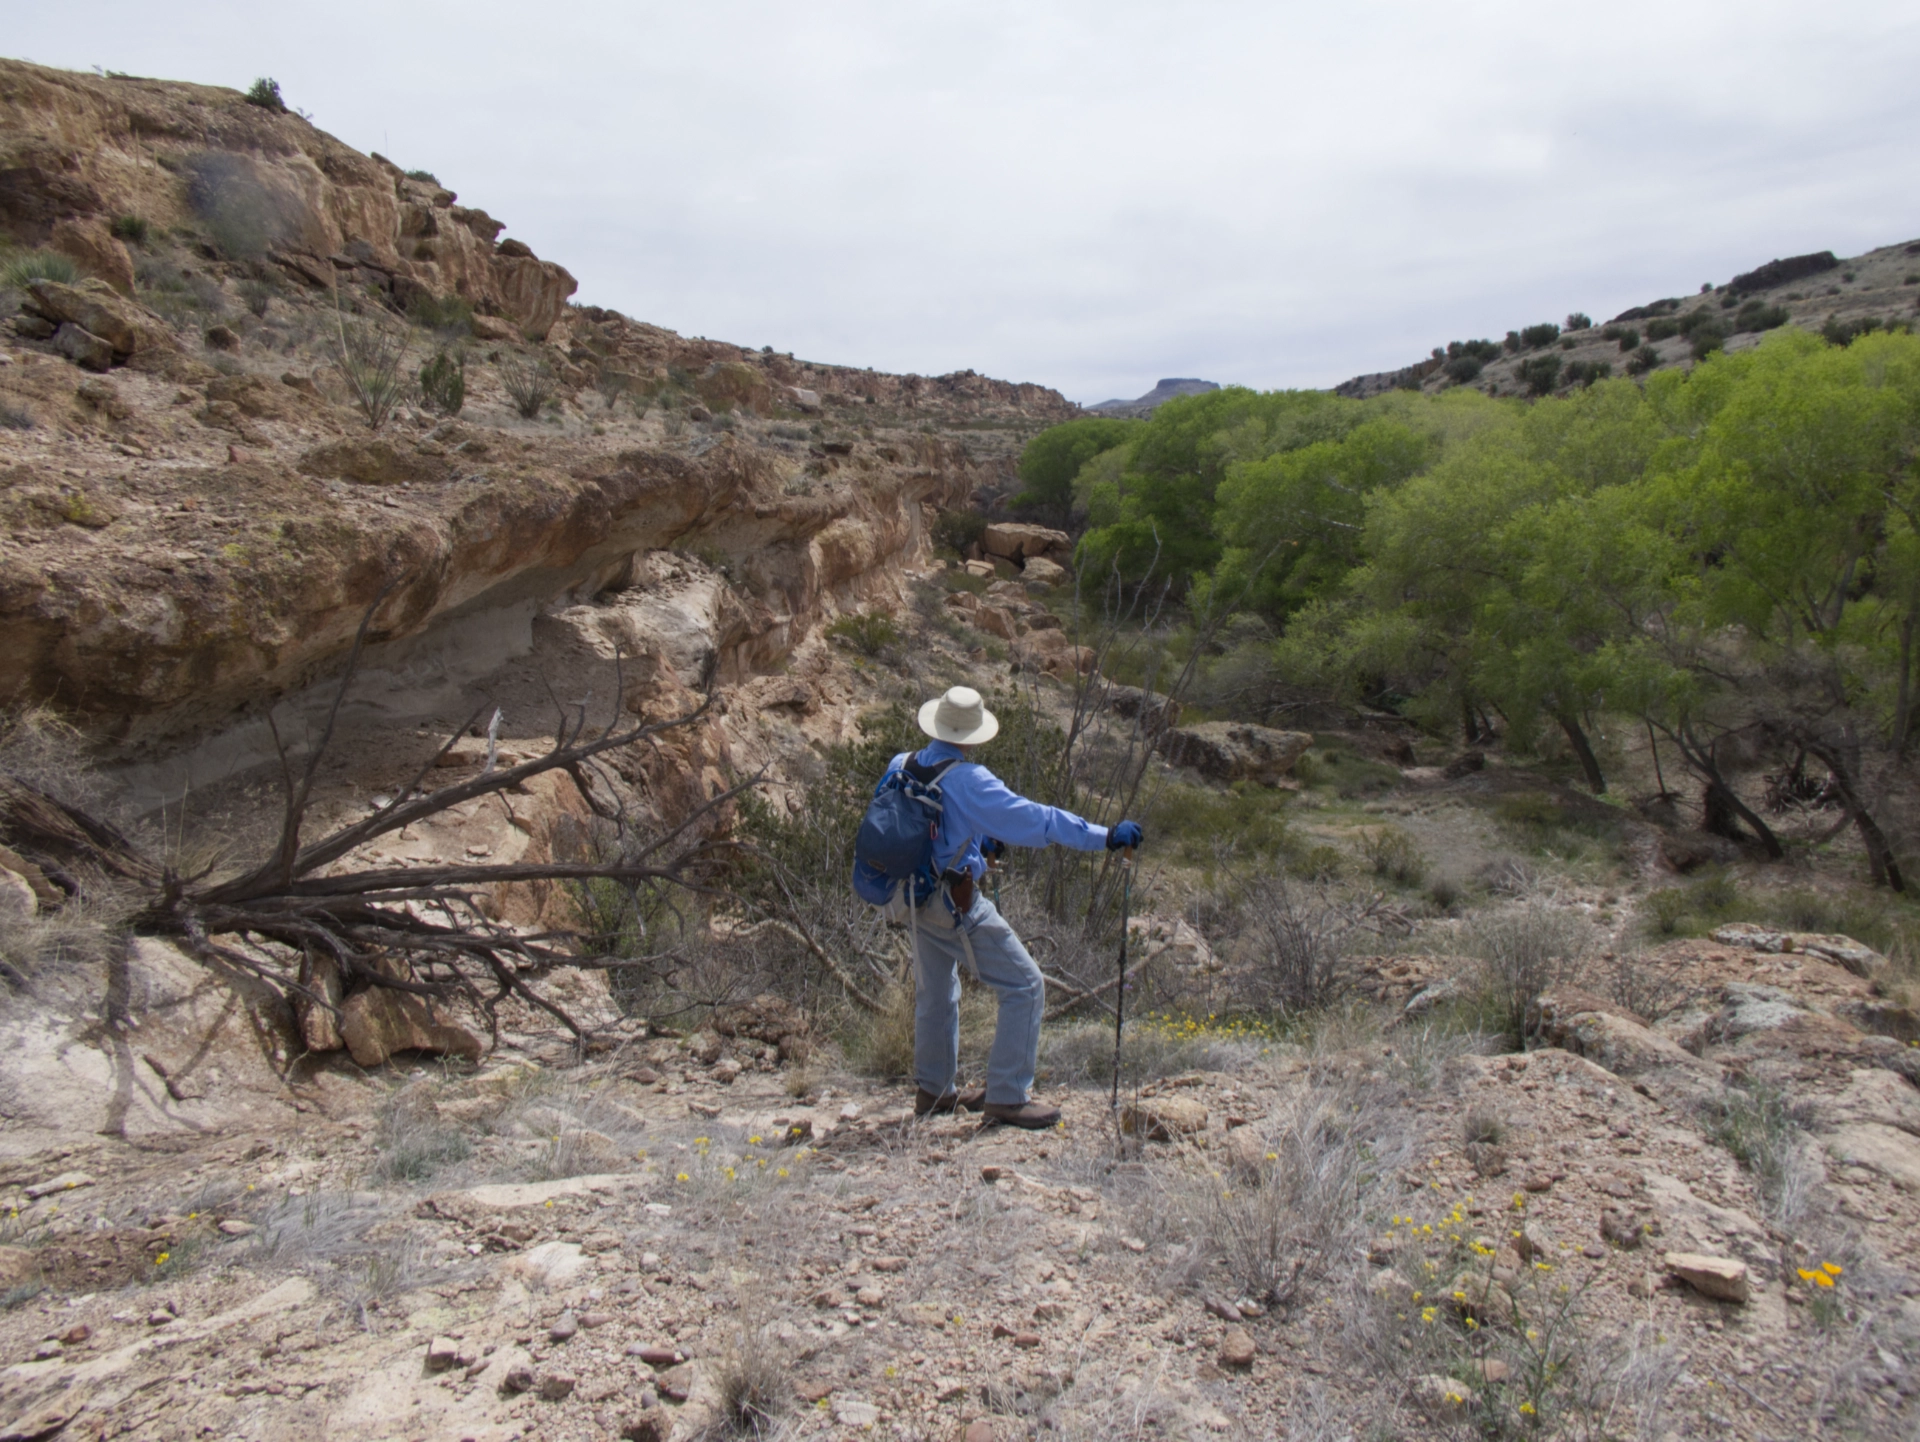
[1088,377,1220,417]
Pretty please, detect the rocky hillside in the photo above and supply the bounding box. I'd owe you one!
[1337,240,1920,399]
[0,58,1073,768]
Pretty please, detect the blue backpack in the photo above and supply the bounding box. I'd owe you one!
[852,756,961,906]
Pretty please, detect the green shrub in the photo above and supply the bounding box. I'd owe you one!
[1823,315,1884,347]
[109,214,150,245]
[1441,355,1484,384]
[407,290,472,336]
[1625,344,1661,376]
[238,278,273,317]
[1602,324,1640,351]
[1564,359,1612,386]
[1292,843,1345,882]
[1689,321,1729,360]
[500,354,557,419]
[1519,322,1561,348]
[244,77,286,112]
[1517,354,1562,396]
[1734,300,1790,333]
[825,611,899,657]
[405,169,439,184]
[931,508,987,555]
[1564,312,1592,331]
[1644,317,1680,341]
[0,251,79,289]
[1148,782,1289,863]
[418,349,465,416]
[1361,825,1426,887]
[1446,338,1502,362]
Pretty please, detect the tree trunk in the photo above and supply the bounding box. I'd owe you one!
[1805,741,1906,892]
[1675,727,1785,859]
[1897,609,1916,760]
[1556,711,1606,794]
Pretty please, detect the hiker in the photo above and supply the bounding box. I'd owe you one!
[855,686,1143,1129]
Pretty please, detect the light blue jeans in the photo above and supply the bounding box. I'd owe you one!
[904,892,1044,1106]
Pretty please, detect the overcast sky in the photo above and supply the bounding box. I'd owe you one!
[14,2,1920,403]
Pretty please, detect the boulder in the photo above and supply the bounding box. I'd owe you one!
[51,323,114,372]
[1022,556,1069,586]
[49,218,135,296]
[297,953,345,1052]
[1663,1251,1749,1303]
[962,560,997,578]
[1125,915,1216,971]
[1012,626,1094,678]
[974,605,1017,642]
[469,314,518,342]
[338,986,484,1067]
[23,279,171,360]
[0,869,35,923]
[1120,1096,1208,1141]
[1106,685,1182,737]
[297,439,452,486]
[1158,723,1312,785]
[1710,923,1886,978]
[1529,990,1719,1103]
[982,523,1071,562]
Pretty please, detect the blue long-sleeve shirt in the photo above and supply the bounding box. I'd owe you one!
[886,740,1110,880]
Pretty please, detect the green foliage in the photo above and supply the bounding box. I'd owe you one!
[405,169,439,184]
[1563,359,1612,387]
[418,349,466,416]
[109,214,150,245]
[930,508,986,556]
[1147,782,1289,864]
[1360,825,1426,887]
[824,611,899,657]
[0,250,79,289]
[1516,354,1562,395]
[1519,322,1561,349]
[408,290,473,336]
[1625,343,1661,376]
[1441,355,1484,384]
[1735,299,1790,333]
[1565,312,1592,331]
[244,77,286,112]
[1013,416,1136,525]
[1643,317,1680,341]
[1603,325,1640,351]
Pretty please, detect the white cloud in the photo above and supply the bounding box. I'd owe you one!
[14,0,1920,401]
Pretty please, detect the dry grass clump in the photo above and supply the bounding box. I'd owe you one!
[697,1322,793,1438]
[369,1080,471,1184]
[1152,1071,1418,1311]
[1037,1012,1272,1089]
[1464,900,1597,1046]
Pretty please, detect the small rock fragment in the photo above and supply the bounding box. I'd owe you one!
[502,1363,536,1393]
[1203,1295,1244,1324]
[425,1336,462,1372]
[548,1310,579,1342]
[24,1173,94,1201]
[540,1373,576,1401]
[217,1219,256,1236]
[1409,1374,1478,1419]
[1219,1327,1257,1370]
[1013,1332,1041,1349]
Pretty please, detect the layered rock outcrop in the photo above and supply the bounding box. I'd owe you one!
[0,60,578,338]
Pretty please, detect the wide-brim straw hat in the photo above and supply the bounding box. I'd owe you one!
[918,686,999,745]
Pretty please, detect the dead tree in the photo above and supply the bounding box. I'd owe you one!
[0,600,761,1053]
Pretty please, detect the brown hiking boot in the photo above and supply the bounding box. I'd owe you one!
[981,1100,1062,1130]
[915,1086,986,1116]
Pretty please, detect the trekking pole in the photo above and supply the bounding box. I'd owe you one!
[1110,847,1134,1112]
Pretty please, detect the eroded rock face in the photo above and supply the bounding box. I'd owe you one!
[1157,722,1312,785]
[982,523,1071,563]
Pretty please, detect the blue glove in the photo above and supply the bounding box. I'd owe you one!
[980,837,1008,860]
[1106,820,1143,851]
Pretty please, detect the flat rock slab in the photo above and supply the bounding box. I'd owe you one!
[1664,1251,1750,1303]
